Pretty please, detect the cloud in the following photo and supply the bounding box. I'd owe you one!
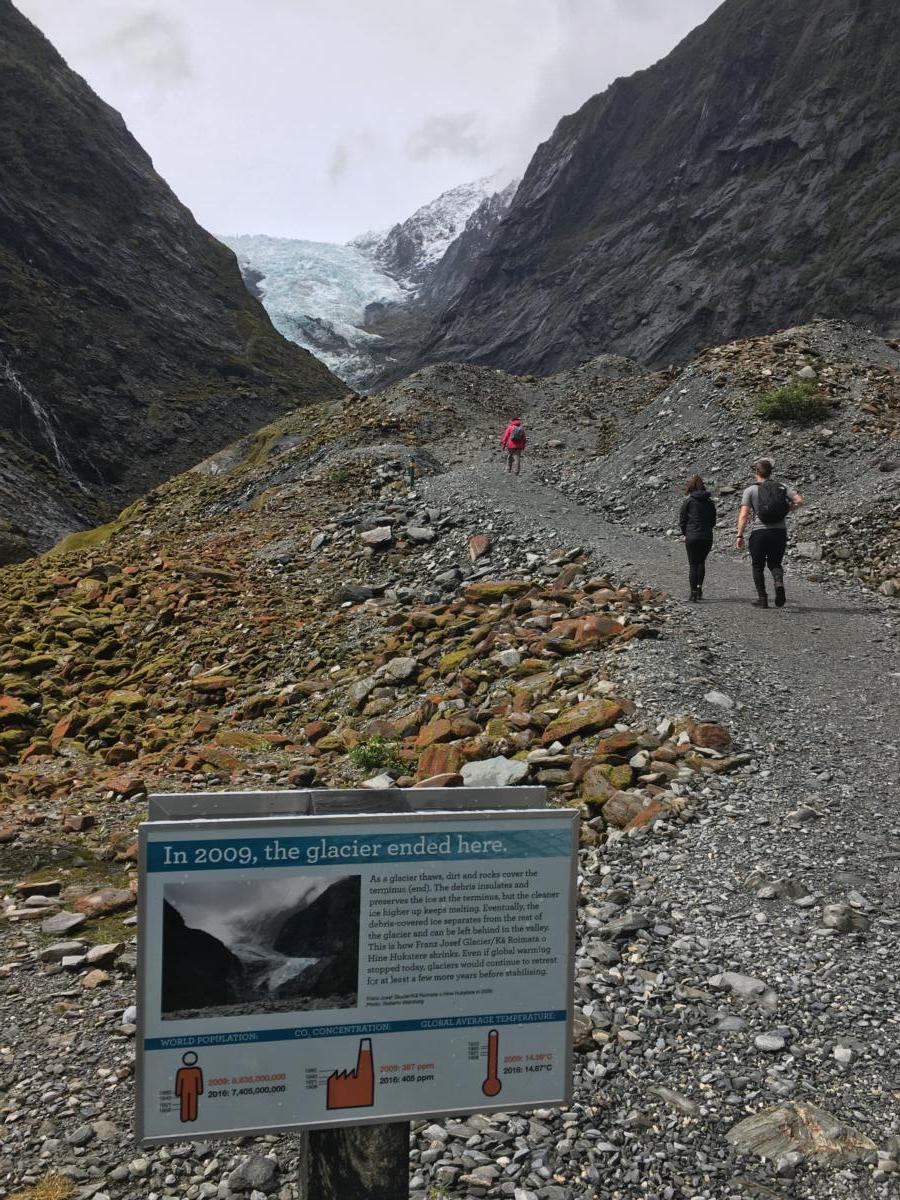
[506,0,720,169]
[327,142,351,187]
[406,112,486,162]
[91,9,192,91]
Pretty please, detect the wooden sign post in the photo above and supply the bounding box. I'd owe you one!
[303,1123,410,1200]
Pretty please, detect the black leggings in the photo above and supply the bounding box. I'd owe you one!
[685,536,713,590]
[749,528,787,595]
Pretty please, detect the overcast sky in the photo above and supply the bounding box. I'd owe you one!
[18,0,721,243]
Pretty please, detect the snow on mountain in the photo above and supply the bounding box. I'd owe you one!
[351,173,513,290]
[221,234,408,387]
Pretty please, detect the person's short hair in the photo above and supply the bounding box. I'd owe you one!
[753,458,773,478]
[684,475,704,494]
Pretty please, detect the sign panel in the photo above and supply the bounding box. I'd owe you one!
[136,808,577,1143]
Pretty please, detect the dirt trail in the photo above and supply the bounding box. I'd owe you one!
[450,466,900,862]
[424,463,900,1192]
[458,467,897,728]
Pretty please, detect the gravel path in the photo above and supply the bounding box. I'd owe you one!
[419,463,900,1198]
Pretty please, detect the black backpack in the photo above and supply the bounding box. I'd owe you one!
[756,480,791,524]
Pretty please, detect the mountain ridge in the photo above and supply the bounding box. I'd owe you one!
[418,0,900,375]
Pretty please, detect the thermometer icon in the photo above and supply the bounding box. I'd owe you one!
[482,1030,502,1097]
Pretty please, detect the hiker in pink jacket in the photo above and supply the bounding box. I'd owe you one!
[501,419,526,475]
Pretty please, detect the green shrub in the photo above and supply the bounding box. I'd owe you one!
[755,380,831,424]
[348,736,401,772]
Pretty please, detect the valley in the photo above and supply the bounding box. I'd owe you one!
[1,0,899,1197]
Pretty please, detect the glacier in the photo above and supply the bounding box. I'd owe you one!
[222,174,516,388]
[221,234,410,387]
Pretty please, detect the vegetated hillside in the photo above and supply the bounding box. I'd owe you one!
[0,0,342,560]
[420,0,900,376]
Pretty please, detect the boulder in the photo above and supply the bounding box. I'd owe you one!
[41,911,87,935]
[468,534,492,562]
[362,773,396,789]
[73,888,135,917]
[406,526,436,543]
[347,676,377,710]
[547,614,622,648]
[689,722,732,751]
[461,756,529,788]
[464,580,531,603]
[601,791,648,829]
[361,526,393,548]
[727,1102,876,1166]
[416,742,466,780]
[383,656,419,683]
[0,695,32,725]
[542,700,623,745]
[416,718,455,748]
[227,1155,279,1195]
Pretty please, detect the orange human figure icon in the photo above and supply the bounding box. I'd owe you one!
[175,1051,203,1122]
[326,1038,375,1109]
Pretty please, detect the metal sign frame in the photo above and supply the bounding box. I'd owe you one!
[136,790,577,1145]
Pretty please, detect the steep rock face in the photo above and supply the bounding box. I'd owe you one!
[0,0,342,556]
[273,876,361,959]
[353,179,518,386]
[273,876,361,999]
[421,0,900,375]
[161,900,245,1014]
[420,179,519,308]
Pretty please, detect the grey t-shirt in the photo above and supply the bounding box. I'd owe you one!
[741,482,798,533]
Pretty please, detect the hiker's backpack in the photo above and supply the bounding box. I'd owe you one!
[509,424,525,446]
[756,480,791,524]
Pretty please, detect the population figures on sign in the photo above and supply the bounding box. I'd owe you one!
[136,806,576,1142]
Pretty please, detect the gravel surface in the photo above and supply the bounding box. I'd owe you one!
[1,351,898,1199]
[417,463,900,1199]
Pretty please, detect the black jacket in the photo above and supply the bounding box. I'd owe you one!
[680,489,717,539]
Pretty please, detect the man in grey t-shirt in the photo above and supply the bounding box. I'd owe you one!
[736,458,803,607]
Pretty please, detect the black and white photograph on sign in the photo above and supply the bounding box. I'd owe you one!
[161,875,360,1020]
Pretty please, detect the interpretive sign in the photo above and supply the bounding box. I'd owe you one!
[136,803,577,1143]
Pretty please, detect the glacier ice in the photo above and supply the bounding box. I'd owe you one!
[221,234,409,386]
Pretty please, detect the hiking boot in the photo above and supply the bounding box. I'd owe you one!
[774,585,786,608]
[696,587,703,601]
[689,589,698,601]
[752,596,769,608]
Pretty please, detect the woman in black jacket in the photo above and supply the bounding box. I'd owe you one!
[679,475,717,601]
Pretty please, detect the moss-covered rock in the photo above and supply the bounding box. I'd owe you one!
[542,700,624,745]
[463,580,531,603]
